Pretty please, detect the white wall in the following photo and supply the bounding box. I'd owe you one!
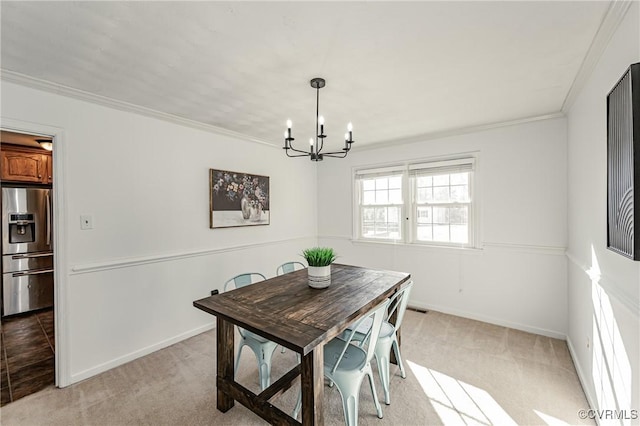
[317,117,568,338]
[566,2,640,418]
[1,81,318,384]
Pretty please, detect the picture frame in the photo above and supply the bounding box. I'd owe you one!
[209,168,270,229]
[607,63,640,259]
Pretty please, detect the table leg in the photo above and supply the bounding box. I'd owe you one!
[301,345,324,425]
[216,317,235,412]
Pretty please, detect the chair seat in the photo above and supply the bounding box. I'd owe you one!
[323,338,367,372]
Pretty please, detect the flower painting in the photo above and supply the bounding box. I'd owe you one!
[209,168,270,228]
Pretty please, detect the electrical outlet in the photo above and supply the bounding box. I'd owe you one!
[210,289,219,296]
[80,215,93,230]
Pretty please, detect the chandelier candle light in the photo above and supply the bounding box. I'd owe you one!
[284,77,354,161]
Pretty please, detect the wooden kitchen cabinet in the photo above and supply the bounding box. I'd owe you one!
[0,144,53,184]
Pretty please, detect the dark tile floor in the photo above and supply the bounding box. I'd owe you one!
[0,308,55,406]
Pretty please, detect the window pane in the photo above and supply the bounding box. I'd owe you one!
[375,207,387,222]
[363,179,375,190]
[363,190,375,205]
[389,224,401,239]
[362,225,375,238]
[376,190,388,204]
[416,188,429,203]
[417,206,431,224]
[389,189,402,204]
[375,178,388,190]
[450,185,469,202]
[433,186,449,202]
[450,207,468,225]
[388,207,401,224]
[425,188,434,202]
[433,225,449,241]
[389,176,402,189]
[417,175,432,187]
[433,207,449,224]
[417,225,433,241]
[450,225,468,243]
[375,223,388,237]
[363,207,375,223]
[450,172,468,185]
[433,175,449,186]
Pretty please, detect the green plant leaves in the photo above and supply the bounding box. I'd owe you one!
[301,247,337,267]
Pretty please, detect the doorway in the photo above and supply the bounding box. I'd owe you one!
[0,129,57,405]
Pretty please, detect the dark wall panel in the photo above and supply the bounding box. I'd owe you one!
[607,63,640,259]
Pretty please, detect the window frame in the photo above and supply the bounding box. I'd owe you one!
[354,166,407,242]
[353,156,478,249]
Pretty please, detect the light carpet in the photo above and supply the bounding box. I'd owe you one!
[0,310,593,425]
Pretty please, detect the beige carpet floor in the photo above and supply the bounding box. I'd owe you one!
[0,310,593,425]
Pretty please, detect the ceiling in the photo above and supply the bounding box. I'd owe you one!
[0,1,612,150]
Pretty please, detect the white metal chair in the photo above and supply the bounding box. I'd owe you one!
[223,272,278,391]
[275,262,306,355]
[276,261,306,276]
[293,298,390,425]
[349,280,414,405]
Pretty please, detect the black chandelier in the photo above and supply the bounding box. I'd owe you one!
[283,77,354,161]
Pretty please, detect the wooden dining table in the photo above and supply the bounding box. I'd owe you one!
[193,263,411,425]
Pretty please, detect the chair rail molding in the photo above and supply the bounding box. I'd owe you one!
[70,236,316,275]
[566,251,640,315]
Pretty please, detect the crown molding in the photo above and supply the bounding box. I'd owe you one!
[0,69,278,149]
[561,0,634,112]
[356,112,566,152]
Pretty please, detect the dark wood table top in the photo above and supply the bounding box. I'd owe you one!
[193,263,411,356]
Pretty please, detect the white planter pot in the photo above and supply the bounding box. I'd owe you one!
[308,265,331,289]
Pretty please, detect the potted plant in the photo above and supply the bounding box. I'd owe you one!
[302,247,337,289]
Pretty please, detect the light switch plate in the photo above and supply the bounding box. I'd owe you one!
[80,215,93,230]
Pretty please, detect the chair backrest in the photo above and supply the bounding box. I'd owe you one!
[223,272,267,292]
[276,261,306,276]
[386,280,413,330]
[331,298,390,373]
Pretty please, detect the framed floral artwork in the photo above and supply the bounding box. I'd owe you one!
[209,168,270,228]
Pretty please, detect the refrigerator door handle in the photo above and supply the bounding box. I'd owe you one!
[12,269,54,277]
[46,191,51,246]
[11,253,53,259]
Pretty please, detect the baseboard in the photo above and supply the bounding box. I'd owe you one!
[67,322,215,385]
[411,301,566,340]
[566,336,599,423]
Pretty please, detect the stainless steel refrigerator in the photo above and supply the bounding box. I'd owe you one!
[1,186,53,316]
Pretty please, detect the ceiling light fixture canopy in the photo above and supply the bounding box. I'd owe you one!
[283,77,354,161]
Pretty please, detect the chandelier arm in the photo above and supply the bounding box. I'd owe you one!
[286,145,312,156]
[286,149,311,158]
[321,151,349,158]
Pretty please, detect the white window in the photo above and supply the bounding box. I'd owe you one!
[355,157,476,248]
[355,168,404,241]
